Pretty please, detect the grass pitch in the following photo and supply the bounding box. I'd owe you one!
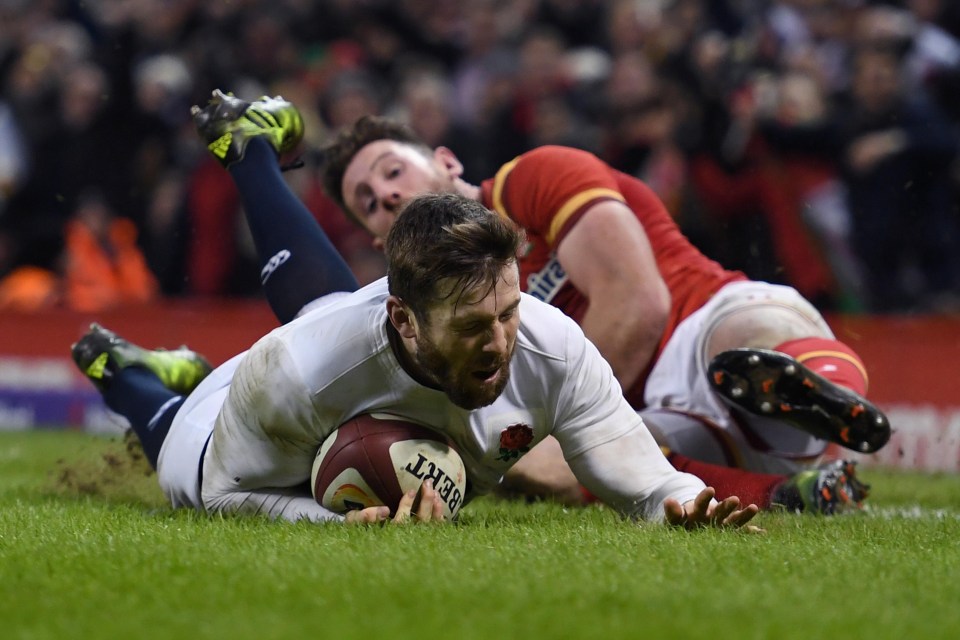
[2,430,959,640]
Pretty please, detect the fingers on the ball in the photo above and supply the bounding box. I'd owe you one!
[409,484,424,514]
[394,489,418,518]
[415,479,442,521]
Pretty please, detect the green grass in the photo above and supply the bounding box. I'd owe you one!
[2,430,959,640]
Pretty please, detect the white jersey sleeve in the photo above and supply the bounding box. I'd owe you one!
[200,331,343,523]
[541,312,706,520]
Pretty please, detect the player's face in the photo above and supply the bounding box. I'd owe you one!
[341,140,460,243]
[415,263,521,410]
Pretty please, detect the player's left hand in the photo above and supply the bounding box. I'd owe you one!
[664,487,763,533]
[392,478,446,524]
[343,479,446,525]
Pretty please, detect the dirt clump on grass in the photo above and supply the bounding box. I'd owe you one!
[52,430,165,506]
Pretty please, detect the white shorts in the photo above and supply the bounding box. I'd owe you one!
[157,353,243,510]
[156,292,350,511]
[643,280,834,475]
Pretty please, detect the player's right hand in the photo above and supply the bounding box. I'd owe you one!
[664,486,764,533]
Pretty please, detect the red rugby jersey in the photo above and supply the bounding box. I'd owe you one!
[480,146,746,406]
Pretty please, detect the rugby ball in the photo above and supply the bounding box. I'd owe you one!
[311,413,467,520]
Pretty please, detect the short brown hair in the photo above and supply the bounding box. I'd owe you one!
[320,115,430,218]
[385,193,524,321]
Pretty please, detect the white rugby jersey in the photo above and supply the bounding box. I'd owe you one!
[187,278,704,522]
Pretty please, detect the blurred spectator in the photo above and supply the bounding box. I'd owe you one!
[664,28,786,292]
[319,69,384,131]
[767,0,859,95]
[449,1,518,130]
[905,0,960,106]
[684,68,845,308]
[602,52,685,202]
[750,69,868,311]
[2,60,123,281]
[312,68,389,284]
[62,190,159,312]
[114,53,197,295]
[392,69,494,183]
[858,1,960,123]
[486,26,582,164]
[835,44,960,312]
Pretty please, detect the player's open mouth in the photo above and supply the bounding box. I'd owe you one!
[472,365,502,383]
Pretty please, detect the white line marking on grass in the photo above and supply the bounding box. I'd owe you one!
[865,505,960,520]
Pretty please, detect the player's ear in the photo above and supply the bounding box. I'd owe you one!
[433,146,464,179]
[386,296,418,339]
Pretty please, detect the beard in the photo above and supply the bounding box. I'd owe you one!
[414,332,512,410]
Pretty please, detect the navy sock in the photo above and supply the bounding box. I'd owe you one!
[101,367,185,470]
[229,138,360,324]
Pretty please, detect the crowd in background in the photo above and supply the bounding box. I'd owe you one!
[1,0,960,314]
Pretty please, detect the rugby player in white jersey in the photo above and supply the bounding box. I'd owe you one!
[165,91,879,515]
[73,190,759,529]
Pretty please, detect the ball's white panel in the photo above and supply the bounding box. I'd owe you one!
[389,439,467,520]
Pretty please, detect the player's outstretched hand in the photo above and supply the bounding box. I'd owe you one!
[343,479,446,525]
[664,487,764,533]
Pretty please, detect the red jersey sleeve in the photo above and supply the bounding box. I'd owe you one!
[486,146,628,248]
[480,146,746,409]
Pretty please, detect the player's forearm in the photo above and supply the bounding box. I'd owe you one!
[203,486,345,523]
[566,421,705,522]
[579,302,666,391]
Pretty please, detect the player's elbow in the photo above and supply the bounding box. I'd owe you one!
[636,280,671,343]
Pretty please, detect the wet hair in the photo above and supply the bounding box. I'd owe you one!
[385,193,524,322]
[319,115,430,219]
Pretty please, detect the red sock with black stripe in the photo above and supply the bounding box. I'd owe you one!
[773,337,869,396]
[580,451,790,509]
[666,451,785,509]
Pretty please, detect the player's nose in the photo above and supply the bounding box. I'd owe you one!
[380,190,403,212]
[484,321,509,355]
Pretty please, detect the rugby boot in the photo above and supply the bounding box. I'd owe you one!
[771,459,869,515]
[708,348,890,454]
[190,89,304,168]
[71,323,212,395]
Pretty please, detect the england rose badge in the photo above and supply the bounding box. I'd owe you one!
[496,423,534,461]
